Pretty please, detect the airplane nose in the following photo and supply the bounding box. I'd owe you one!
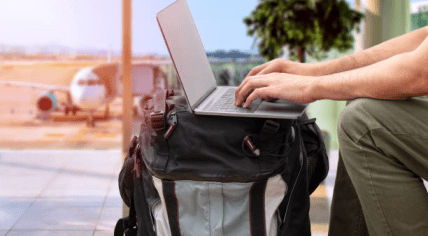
[74,86,106,110]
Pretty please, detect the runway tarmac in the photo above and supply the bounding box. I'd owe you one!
[0,60,141,150]
[0,113,143,150]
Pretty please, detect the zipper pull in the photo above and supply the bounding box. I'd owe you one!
[163,112,177,139]
[244,135,260,157]
[133,144,142,179]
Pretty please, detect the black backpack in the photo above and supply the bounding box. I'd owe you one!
[116,89,328,236]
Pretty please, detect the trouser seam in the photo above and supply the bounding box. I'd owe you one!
[355,129,394,236]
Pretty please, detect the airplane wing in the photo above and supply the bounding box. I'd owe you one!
[0,80,69,93]
[132,59,172,67]
[0,80,73,113]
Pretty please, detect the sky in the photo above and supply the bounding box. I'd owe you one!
[0,0,426,55]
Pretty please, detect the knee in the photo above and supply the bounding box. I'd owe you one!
[337,98,384,143]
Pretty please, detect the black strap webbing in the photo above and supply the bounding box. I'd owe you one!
[114,192,137,236]
[249,180,268,236]
[162,181,182,236]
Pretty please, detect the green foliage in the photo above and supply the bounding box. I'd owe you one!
[244,0,363,62]
[411,5,428,31]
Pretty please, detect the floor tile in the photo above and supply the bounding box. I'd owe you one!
[0,231,8,236]
[64,152,120,172]
[40,188,108,198]
[310,195,330,225]
[5,230,93,236]
[0,198,34,230]
[0,189,45,198]
[93,230,114,236]
[325,150,338,208]
[104,195,122,208]
[311,225,328,235]
[12,205,102,230]
[0,207,28,230]
[0,166,58,178]
[33,196,106,208]
[104,185,122,208]
[0,198,34,209]
[45,175,111,191]
[308,150,338,235]
[0,175,53,191]
[312,232,328,236]
[96,207,122,231]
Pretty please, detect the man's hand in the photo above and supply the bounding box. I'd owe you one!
[246,58,322,77]
[235,73,317,108]
[234,58,323,108]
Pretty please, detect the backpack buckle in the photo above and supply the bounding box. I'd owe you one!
[262,120,280,134]
[150,111,165,131]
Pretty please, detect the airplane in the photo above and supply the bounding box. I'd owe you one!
[0,60,172,127]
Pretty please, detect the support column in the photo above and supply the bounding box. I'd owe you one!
[364,0,382,48]
[355,0,363,52]
[380,0,410,42]
[122,0,133,159]
[364,0,410,48]
[122,0,132,216]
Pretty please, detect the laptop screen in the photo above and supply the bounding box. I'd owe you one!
[157,0,217,109]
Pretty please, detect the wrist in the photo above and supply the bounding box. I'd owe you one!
[297,62,328,76]
[307,76,324,101]
[309,62,332,76]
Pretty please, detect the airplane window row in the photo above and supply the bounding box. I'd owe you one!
[78,80,104,86]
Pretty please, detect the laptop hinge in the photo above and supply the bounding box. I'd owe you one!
[192,85,217,111]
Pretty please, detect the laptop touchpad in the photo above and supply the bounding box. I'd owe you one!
[257,100,307,112]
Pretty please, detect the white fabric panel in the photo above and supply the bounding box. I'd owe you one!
[175,181,211,236]
[152,175,286,236]
[264,175,287,236]
[208,183,224,236]
[174,180,253,236]
[152,177,173,236]
[220,182,253,236]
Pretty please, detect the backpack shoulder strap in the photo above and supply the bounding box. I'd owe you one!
[114,190,137,236]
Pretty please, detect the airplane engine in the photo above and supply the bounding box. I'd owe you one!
[37,93,58,112]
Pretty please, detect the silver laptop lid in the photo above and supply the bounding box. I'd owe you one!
[157,0,217,110]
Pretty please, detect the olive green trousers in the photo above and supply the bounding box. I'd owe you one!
[328,97,428,236]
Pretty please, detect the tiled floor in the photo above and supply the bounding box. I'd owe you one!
[0,150,122,236]
[0,149,339,236]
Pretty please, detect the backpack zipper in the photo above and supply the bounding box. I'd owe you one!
[281,144,304,225]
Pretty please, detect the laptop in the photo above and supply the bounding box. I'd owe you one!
[156,0,307,119]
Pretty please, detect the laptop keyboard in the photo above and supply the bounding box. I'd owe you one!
[209,88,261,113]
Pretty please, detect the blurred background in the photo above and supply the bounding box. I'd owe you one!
[1,0,428,150]
[0,0,427,235]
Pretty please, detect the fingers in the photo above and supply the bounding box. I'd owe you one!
[235,77,249,101]
[246,63,268,77]
[243,87,272,108]
[237,60,282,99]
[247,60,280,77]
[237,61,272,96]
[235,76,270,106]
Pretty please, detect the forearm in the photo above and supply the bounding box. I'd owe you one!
[311,26,428,76]
[236,34,428,106]
[311,50,428,101]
